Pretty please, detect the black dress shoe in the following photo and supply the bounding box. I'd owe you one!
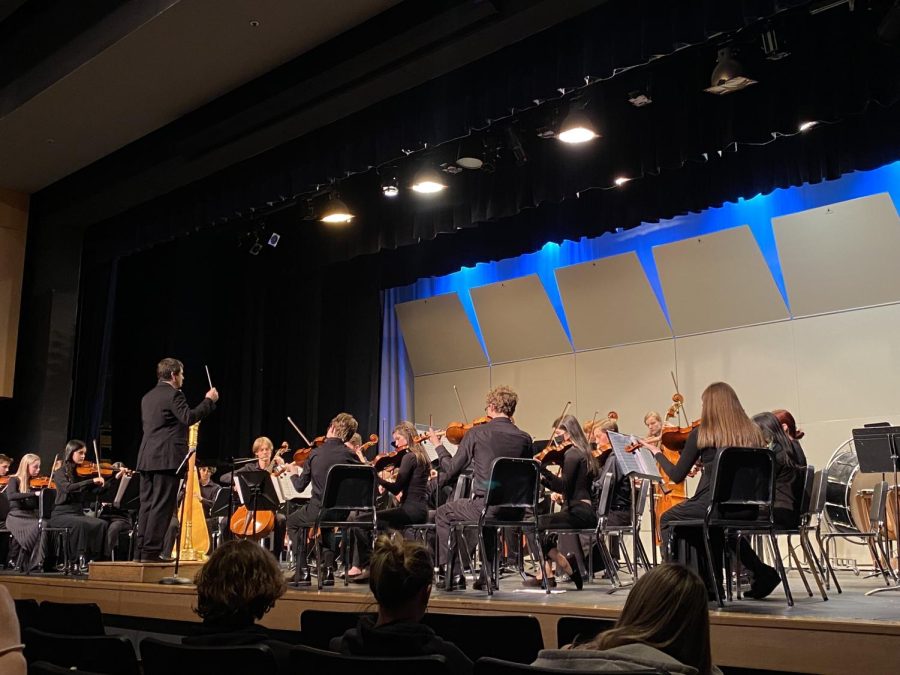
[473,576,499,591]
[289,568,312,587]
[442,574,467,591]
[744,568,781,600]
[522,576,556,588]
[157,555,176,563]
[565,553,583,591]
[322,568,335,587]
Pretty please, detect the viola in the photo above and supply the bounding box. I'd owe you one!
[534,440,573,466]
[357,434,379,455]
[292,435,326,465]
[372,447,409,472]
[592,441,613,458]
[444,416,491,445]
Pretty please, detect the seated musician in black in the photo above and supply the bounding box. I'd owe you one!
[233,437,287,559]
[332,534,473,675]
[162,462,223,556]
[433,385,532,591]
[4,454,44,571]
[94,462,135,560]
[346,421,430,581]
[645,382,772,599]
[283,413,360,587]
[525,414,598,589]
[50,440,115,571]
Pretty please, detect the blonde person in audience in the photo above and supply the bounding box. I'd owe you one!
[331,534,473,674]
[532,563,722,675]
[0,585,26,675]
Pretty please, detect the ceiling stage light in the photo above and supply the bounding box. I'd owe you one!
[704,47,757,95]
[320,197,354,224]
[411,168,447,194]
[557,109,599,144]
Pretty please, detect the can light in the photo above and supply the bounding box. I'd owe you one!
[320,198,354,224]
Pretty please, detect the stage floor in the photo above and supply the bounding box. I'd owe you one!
[3,566,900,674]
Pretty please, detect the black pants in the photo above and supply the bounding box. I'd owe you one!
[350,503,429,568]
[287,503,346,572]
[49,509,109,560]
[536,502,597,556]
[136,470,179,560]
[436,497,523,575]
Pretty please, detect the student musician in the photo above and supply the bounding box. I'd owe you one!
[773,409,808,467]
[525,414,598,589]
[233,437,287,559]
[163,463,223,556]
[346,422,431,581]
[4,454,44,571]
[0,454,11,485]
[644,382,769,598]
[433,385,532,591]
[94,461,135,560]
[282,413,361,587]
[50,440,118,571]
[0,453,19,566]
[753,413,808,529]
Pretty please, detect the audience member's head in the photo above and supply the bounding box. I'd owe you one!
[369,534,434,623]
[0,585,26,675]
[579,563,712,675]
[194,539,285,627]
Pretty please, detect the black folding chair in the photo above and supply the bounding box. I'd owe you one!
[556,616,615,648]
[139,638,277,675]
[14,597,39,633]
[451,457,547,595]
[474,657,667,674]
[669,446,785,608]
[289,644,452,675]
[24,628,139,675]
[315,464,376,589]
[424,613,543,664]
[27,489,71,575]
[38,601,105,635]
[299,608,370,649]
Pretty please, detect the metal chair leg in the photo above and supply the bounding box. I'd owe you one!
[770,533,794,607]
[800,529,828,601]
[788,534,813,597]
[701,525,723,608]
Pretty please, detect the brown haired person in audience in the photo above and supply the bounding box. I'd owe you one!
[532,563,722,675]
[432,385,533,591]
[525,414,598,589]
[640,382,768,599]
[282,412,360,587]
[187,539,286,643]
[331,534,473,674]
[4,454,46,571]
[346,421,431,581]
[0,585,26,675]
[50,440,114,572]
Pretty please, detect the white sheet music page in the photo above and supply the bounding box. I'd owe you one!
[608,431,662,481]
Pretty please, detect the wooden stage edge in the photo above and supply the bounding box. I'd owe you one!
[3,572,900,675]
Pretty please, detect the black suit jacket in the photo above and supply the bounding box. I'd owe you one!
[136,381,216,472]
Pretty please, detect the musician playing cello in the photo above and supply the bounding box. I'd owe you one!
[231,437,287,559]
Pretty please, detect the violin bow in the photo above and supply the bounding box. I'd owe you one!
[452,385,469,424]
[92,439,102,480]
[544,401,572,452]
[286,416,313,448]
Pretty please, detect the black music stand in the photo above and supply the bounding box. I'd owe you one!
[234,471,279,539]
[160,450,196,585]
[852,425,900,595]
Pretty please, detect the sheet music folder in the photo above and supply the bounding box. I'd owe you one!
[608,431,663,482]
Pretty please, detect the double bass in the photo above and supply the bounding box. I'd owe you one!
[173,423,210,561]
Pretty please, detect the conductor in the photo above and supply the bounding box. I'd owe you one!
[135,358,218,562]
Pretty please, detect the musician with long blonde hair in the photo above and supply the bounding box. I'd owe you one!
[644,382,769,598]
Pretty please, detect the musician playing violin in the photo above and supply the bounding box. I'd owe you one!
[345,421,431,582]
[282,413,361,587]
[525,415,596,589]
[4,454,45,571]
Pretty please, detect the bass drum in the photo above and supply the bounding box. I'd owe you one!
[823,439,882,534]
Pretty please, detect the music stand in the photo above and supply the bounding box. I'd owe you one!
[160,450,197,586]
[852,425,900,595]
[234,470,279,538]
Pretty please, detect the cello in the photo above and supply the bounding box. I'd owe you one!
[173,423,210,561]
[229,442,289,539]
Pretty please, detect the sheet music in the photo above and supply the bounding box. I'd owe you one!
[273,473,305,502]
[608,431,662,481]
[113,474,131,508]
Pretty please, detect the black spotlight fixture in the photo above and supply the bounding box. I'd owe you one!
[704,46,757,95]
[381,174,400,198]
[455,135,485,170]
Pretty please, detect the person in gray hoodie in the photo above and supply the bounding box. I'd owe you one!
[532,563,723,675]
[331,534,473,674]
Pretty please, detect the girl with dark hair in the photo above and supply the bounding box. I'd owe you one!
[532,563,722,675]
[332,535,472,674]
[753,412,807,528]
[347,421,431,581]
[525,414,599,589]
[49,440,110,571]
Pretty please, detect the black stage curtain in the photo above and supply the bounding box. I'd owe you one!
[87,232,382,468]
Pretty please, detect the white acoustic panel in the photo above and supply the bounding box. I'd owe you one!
[395,292,487,375]
[574,340,677,436]
[654,226,789,335]
[556,252,671,350]
[673,321,799,420]
[791,303,900,423]
[413,368,492,431]
[470,275,572,364]
[773,193,900,317]
[489,354,576,439]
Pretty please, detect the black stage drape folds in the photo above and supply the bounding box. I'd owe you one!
[77,233,382,468]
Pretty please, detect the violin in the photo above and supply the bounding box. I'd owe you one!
[444,416,491,445]
[292,435,326,465]
[357,434,379,455]
[535,440,573,466]
[372,446,408,472]
[29,476,56,489]
[75,461,118,478]
[0,476,8,486]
